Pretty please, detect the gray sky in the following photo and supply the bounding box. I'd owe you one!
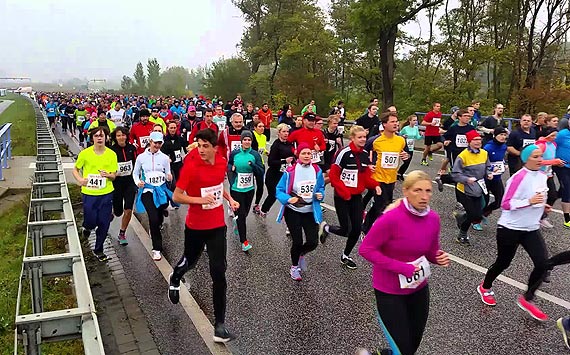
[0,0,432,84]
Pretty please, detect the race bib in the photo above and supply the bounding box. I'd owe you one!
[522,139,535,148]
[455,134,468,148]
[196,111,203,118]
[398,256,431,289]
[216,120,226,131]
[200,183,223,210]
[328,139,337,152]
[86,174,106,190]
[48,108,55,113]
[117,161,133,176]
[381,152,399,169]
[298,179,316,199]
[76,116,85,123]
[230,140,242,152]
[490,161,505,175]
[337,126,345,134]
[145,171,166,186]
[406,139,415,150]
[174,150,182,163]
[477,179,488,194]
[432,118,441,127]
[340,169,358,188]
[139,136,151,147]
[237,172,253,189]
[311,150,322,164]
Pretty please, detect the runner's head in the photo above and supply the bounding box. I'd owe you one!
[402,170,433,211]
[494,103,504,117]
[139,109,150,123]
[254,120,265,135]
[402,114,417,128]
[89,126,110,147]
[536,112,547,125]
[546,114,558,128]
[296,142,312,164]
[471,99,481,110]
[204,108,213,123]
[215,105,224,116]
[111,126,130,146]
[153,124,163,133]
[230,113,244,130]
[315,117,324,129]
[328,115,340,130]
[295,115,303,127]
[466,130,482,149]
[493,127,508,143]
[195,128,218,161]
[457,109,471,125]
[241,130,253,150]
[188,106,196,117]
[167,121,178,136]
[432,102,441,113]
[303,112,316,129]
[97,109,107,121]
[521,144,543,170]
[520,114,532,130]
[151,108,159,118]
[349,125,367,148]
[380,112,398,133]
[367,104,378,117]
[276,123,290,141]
[149,132,163,153]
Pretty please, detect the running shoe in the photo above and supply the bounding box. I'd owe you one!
[290,266,302,281]
[540,218,554,229]
[152,250,162,261]
[472,223,483,231]
[517,295,548,321]
[168,273,180,304]
[456,231,470,245]
[477,283,497,306]
[258,210,267,218]
[420,160,429,166]
[341,255,357,269]
[213,323,236,343]
[429,154,433,161]
[435,176,443,192]
[481,215,489,226]
[241,241,252,252]
[319,222,329,244]
[252,204,261,215]
[299,255,307,271]
[118,232,128,245]
[564,220,570,229]
[93,251,109,262]
[557,317,570,349]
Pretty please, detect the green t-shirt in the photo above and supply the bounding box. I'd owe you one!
[75,146,118,196]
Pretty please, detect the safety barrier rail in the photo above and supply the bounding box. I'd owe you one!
[0,122,12,181]
[13,100,104,354]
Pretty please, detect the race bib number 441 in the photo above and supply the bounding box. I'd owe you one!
[86,174,106,190]
[398,256,431,289]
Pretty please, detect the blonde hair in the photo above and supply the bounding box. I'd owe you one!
[328,115,340,123]
[276,123,290,132]
[402,170,432,190]
[349,124,366,137]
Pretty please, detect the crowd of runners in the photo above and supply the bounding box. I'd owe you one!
[39,92,570,354]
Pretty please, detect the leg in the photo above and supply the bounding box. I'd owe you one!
[375,289,415,355]
[483,227,521,289]
[94,193,113,253]
[362,189,375,209]
[261,172,280,213]
[141,192,163,251]
[121,184,137,231]
[344,195,364,256]
[521,230,548,301]
[254,176,264,205]
[398,151,413,176]
[328,195,350,237]
[407,285,430,354]
[300,212,319,256]
[284,208,304,266]
[264,127,270,141]
[82,194,98,232]
[483,179,504,215]
[205,226,228,325]
[457,192,482,232]
[172,227,207,283]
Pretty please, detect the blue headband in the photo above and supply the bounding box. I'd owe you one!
[521,144,540,163]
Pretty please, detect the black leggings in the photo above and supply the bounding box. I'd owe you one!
[363,182,395,234]
[375,286,430,355]
[483,178,505,216]
[456,190,484,231]
[397,151,413,176]
[284,208,318,266]
[254,175,264,205]
[261,170,282,213]
[329,194,364,256]
[230,189,254,243]
[483,227,548,301]
[141,192,167,251]
[171,226,227,325]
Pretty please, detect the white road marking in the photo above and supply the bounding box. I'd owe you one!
[320,202,570,310]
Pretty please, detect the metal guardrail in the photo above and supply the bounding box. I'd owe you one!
[14,100,104,354]
[0,122,13,181]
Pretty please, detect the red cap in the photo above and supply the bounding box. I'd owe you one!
[466,130,480,143]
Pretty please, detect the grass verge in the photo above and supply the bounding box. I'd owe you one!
[0,93,36,156]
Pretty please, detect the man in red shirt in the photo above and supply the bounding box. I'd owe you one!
[169,128,239,343]
[188,108,219,143]
[287,112,326,164]
[129,109,154,155]
[257,103,273,141]
[420,102,443,166]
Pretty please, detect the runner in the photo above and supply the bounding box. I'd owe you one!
[451,130,491,244]
[108,101,126,127]
[479,103,505,144]
[480,127,508,225]
[130,109,155,155]
[228,131,265,251]
[356,104,379,138]
[161,120,189,183]
[362,112,409,235]
[320,125,380,269]
[555,125,570,228]
[74,103,89,147]
[259,123,295,217]
[149,108,167,132]
[110,127,137,245]
[535,127,564,228]
[168,128,238,343]
[287,112,326,165]
[72,126,118,261]
[46,98,57,131]
[258,103,273,140]
[132,132,174,261]
[398,114,423,181]
[276,143,326,281]
[322,115,344,184]
[213,105,228,132]
[359,170,450,355]
[506,114,536,176]
[88,109,117,136]
[252,120,268,213]
[188,108,219,142]
[420,102,443,166]
[477,144,550,321]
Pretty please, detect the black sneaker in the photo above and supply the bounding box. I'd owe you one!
[456,231,470,245]
[453,211,465,230]
[435,176,444,192]
[163,210,169,217]
[168,273,180,304]
[341,255,357,269]
[213,323,236,343]
[319,222,329,244]
[93,250,109,262]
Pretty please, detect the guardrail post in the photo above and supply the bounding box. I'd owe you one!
[21,325,40,355]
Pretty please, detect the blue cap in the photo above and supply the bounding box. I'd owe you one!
[149,132,163,142]
[521,144,540,163]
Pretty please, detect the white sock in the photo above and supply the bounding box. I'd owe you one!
[343,254,350,259]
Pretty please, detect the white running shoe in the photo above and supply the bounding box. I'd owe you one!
[152,250,162,261]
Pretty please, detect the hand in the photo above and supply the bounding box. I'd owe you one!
[467,177,477,184]
[529,193,545,205]
[554,158,565,167]
[436,250,450,267]
[314,144,320,152]
[315,192,323,200]
[230,199,240,211]
[545,204,552,213]
[166,173,173,182]
[286,157,294,164]
[99,170,108,178]
[201,194,215,205]
[288,196,299,204]
[414,265,421,272]
[133,142,139,148]
[444,140,450,146]
[369,165,376,172]
[399,151,409,161]
[375,186,382,195]
[487,174,493,180]
[137,181,145,188]
[78,178,87,186]
[232,165,236,172]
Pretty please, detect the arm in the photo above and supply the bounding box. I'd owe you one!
[275,173,292,205]
[329,164,351,200]
[132,157,143,186]
[227,150,237,185]
[72,166,86,186]
[451,156,471,184]
[507,146,520,156]
[251,151,265,181]
[267,143,284,168]
[501,173,532,210]
[173,187,210,205]
[314,169,325,200]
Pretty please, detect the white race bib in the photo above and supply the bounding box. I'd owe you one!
[337,126,345,134]
[76,116,85,123]
[86,174,106,190]
[174,150,182,163]
[230,140,242,152]
[216,120,226,131]
[196,111,203,118]
[455,134,468,148]
[432,117,441,127]
[200,183,223,210]
[298,179,316,199]
[490,161,505,175]
[406,139,415,150]
[398,256,431,289]
[279,163,289,172]
[145,171,166,186]
[522,139,535,148]
[48,108,55,113]
[117,161,133,176]
[139,136,151,147]
[381,152,399,169]
[311,150,322,164]
[340,169,358,188]
[236,172,253,189]
[477,179,488,194]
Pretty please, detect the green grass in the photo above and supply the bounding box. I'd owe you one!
[0,93,36,156]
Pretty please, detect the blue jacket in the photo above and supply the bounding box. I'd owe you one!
[275,163,325,224]
[135,182,177,213]
[556,128,570,168]
[483,139,507,181]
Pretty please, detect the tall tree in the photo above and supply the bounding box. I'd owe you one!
[147,58,161,95]
[203,58,251,101]
[159,66,190,96]
[133,62,146,94]
[120,75,134,92]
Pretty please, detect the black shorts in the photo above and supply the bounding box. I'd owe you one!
[112,180,137,216]
[424,136,441,146]
[48,116,55,124]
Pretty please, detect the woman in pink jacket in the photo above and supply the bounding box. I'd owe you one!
[359,170,450,355]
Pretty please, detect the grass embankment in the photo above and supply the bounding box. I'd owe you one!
[0,93,36,156]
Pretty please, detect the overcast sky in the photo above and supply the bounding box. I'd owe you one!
[0,0,432,83]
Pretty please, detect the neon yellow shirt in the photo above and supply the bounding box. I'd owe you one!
[149,116,166,132]
[75,146,118,196]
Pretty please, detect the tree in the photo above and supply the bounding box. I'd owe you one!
[120,75,134,92]
[133,62,146,94]
[203,58,251,101]
[159,66,190,97]
[147,58,161,95]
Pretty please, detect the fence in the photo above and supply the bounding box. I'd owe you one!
[0,122,12,180]
[13,100,104,354]
[413,112,520,131]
